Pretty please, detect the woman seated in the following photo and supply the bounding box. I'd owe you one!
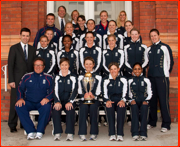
[102,62,127,141]
[52,57,78,141]
[78,56,102,141]
[128,62,152,141]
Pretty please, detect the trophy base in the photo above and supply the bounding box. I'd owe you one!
[83,100,95,104]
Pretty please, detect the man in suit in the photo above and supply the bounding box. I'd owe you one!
[8,28,36,132]
[54,5,70,33]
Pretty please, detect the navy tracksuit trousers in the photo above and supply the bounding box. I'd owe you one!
[52,102,76,135]
[16,100,51,134]
[148,77,171,129]
[130,101,149,137]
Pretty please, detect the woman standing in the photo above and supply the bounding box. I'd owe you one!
[78,57,102,141]
[102,62,127,141]
[71,10,80,34]
[116,10,127,35]
[75,15,87,39]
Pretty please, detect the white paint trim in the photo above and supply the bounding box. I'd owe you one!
[47,1,54,14]
[84,1,94,20]
[125,1,132,21]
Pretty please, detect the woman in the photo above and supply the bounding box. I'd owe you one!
[123,20,142,46]
[147,29,174,132]
[124,28,148,78]
[36,35,56,75]
[128,62,152,141]
[57,35,79,75]
[102,34,124,77]
[103,20,124,50]
[58,22,79,51]
[78,56,102,141]
[79,31,102,75]
[53,57,78,141]
[75,15,87,39]
[116,10,127,35]
[71,10,80,34]
[102,62,127,141]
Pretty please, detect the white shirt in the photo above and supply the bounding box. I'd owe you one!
[58,16,65,29]
[20,42,28,57]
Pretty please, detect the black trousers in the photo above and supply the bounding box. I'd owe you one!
[148,77,171,129]
[52,102,76,135]
[105,102,126,136]
[78,101,99,135]
[130,101,149,137]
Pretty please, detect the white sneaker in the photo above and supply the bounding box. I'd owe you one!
[79,135,87,141]
[127,121,131,126]
[54,133,61,141]
[133,135,139,141]
[90,134,97,140]
[27,132,36,140]
[103,122,108,127]
[109,135,116,141]
[117,135,123,141]
[98,122,101,127]
[35,132,43,139]
[139,136,147,141]
[161,127,168,133]
[147,124,154,129]
[66,134,73,141]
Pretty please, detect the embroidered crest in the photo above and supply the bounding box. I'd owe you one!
[43,79,46,84]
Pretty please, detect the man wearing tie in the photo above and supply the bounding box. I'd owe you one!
[55,6,70,33]
[8,28,36,133]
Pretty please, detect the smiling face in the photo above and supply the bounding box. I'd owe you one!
[125,22,133,33]
[58,7,66,18]
[119,12,126,22]
[20,31,30,44]
[85,33,95,45]
[87,20,95,31]
[108,36,116,49]
[46,15,55,27]
[109,65,119,78]
[40,37,48,48]
[63,36,72,49]
[100,12,108,24]
[133,64,143,77]
[60,61,69,72]
[108,21,117,33]
[45,30,54,42]
[150,31,160,44]
[65,23,74,35]
[72,11,79,21]
[77,17,85,27]
[34,60,45,74]
[131,30,140,42]
[84,59,95,72]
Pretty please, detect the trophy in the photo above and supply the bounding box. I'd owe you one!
[82,72,95,104]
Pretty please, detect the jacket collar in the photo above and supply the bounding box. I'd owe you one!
[59,70,71,76]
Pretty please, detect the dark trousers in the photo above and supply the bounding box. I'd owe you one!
[78,101,99,135]
[52,102,75,135]
[8,87,18,129]
[16,100,51,134]
[105,102,126,136]
[148,77,171,129]
[130,101,149,137]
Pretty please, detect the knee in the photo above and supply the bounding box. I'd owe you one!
[41,103,51,112]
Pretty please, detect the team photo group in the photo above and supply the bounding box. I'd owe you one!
[8,5,174,142]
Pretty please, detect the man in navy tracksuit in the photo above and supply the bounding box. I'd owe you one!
[15,57,53,140]
[33,13,62,48]
[147,29,174,133]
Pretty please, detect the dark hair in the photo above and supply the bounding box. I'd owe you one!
[71,10,79,20]
[40,35,48,41]
[58,5,66,13]
[33,57,45,66]
[85,31,94,38]
[62,34,73,42]
[45,28,54,34]
[107,34,116,41]
[108,62,119,69]
[100,10,108,16]
[109,20,117,26]
[59,57,70,66]
[132,62,142,69]
[77,15,86,21]
[84,56,95,65]
[149,28,160,37]
[20,28,31,35]
[130,27,140,34]
[46,13,55,19]
[124,20,133,26]
[86,19,95,25]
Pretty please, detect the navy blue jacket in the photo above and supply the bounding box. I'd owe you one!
[102,74,127,103]
[75,26,87,39]
[128,75,152,103]
[95,21,109,38]
[33,25,62,48]
[117,26,125,36]
[54,71,78,104]
[147,41,172,77]
[37,40,58,54]
[17,72,53,103]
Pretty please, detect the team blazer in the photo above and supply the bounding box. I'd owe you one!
[54,16,70,31]
[8,42,36,85]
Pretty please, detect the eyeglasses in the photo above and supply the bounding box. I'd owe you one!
[34,64,44,67]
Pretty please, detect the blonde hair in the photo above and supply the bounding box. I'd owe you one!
[116,11,127,28]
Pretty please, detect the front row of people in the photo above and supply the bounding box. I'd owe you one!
[15,56,152,141]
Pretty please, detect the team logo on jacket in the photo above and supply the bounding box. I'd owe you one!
[149,51,151,54]
[47,53,49,58]
[59,80,62,83]
[139,47,141,51]
[157,49,160,54]
[141,81,144,86]
[71,54,74,58]
[129,48,132,50]
[118,82,120,87]
[62,55,65,57]
[67,80,70,84]
[43,79,46,84]
[54,32,56,36]
[106,53,109,56]
[38,54,41,57]
[109,84,112,86]
[29,80,32,82]
[73,40,75,44]
[132,82,136,85]
[51,44,53,48]
[84,51,88,54]
[115,52,118,56]
[93,50,96,54]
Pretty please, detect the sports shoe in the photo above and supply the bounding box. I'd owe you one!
[139,136,147,141]
[127,121,131,126]
[74,122,78,126]
[103,122,108,127]
[66,134,73,141]
[89,134,97,140]
[109,135,116,141]
[161,127,168,133]
[54,133,61,141]
[132,135,139,141]
[27,132,36,140]
[35,132,43,139]
[98,122,101,127]
[147,124,154,129]
[79,135,87,141]
[117,135,123,141]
